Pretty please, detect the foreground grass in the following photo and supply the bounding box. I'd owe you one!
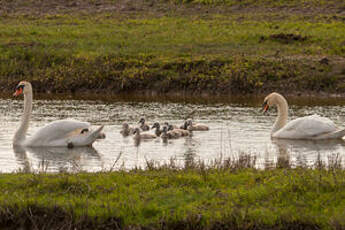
[0,166,345,229]
[0,0,344,95]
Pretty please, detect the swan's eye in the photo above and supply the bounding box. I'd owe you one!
[16,85,25,90]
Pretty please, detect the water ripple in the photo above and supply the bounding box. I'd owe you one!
[0,98,344,172]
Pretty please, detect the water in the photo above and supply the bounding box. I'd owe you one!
[1,96,345,172]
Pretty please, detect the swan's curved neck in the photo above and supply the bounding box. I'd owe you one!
[272,95,288,135]
[13,91,32,145]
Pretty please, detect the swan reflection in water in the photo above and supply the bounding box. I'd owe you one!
[13,145,102,172]
[271,138,345,168]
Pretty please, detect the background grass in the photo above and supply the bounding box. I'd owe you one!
[0,0,344,95]
[0,0,344,97]
[1,15,344,58]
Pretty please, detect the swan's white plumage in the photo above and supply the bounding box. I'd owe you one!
[29,125,104,147]
[25,120,90,146]
[264,92,345,140]
[13,81,105,147]
[273,114,338,139]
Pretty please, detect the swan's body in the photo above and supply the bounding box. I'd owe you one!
[139,118,150,131]
[133,128,157,141]
[120,123,134,137]
[183,120,209,131]
[164,122,179,130]
[167,129,182,138]
[173,128,190,136]
[263,92,345,140]
[13,81,104,147]
[272,114,341,139]
[166,124,189,136]
[25,120,104,147]
[151,122,163,137]
[161,126,181,140]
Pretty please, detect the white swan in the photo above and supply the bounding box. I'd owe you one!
[263,92,345,139]
[13,81,105,147]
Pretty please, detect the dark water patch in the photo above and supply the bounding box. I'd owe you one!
[4,93,345,106]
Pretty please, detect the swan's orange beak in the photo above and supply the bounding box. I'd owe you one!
[13,88,23,97]
[262,101,269,114]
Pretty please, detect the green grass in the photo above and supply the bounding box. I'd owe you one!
[0,167,345,229]
[0,1,344,95]
[1,15,344,58]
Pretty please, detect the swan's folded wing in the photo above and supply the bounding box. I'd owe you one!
[275,114,337,139]
[28,120,90,144]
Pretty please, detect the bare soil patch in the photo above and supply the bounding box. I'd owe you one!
[259,33,309,44]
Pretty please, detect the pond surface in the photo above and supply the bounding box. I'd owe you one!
[1,96,345,172]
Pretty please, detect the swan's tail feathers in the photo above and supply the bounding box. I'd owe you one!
[315,129,345,139]
[97,130,106,139]
[329,129,345,139]
[86,125,105,145]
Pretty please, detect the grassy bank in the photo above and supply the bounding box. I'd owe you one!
[0,164,345,229]
[0,0,344,95]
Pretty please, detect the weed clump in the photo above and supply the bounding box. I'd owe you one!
[260,33,308,44]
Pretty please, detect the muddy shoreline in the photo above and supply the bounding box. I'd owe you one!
[1,55,344,100]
